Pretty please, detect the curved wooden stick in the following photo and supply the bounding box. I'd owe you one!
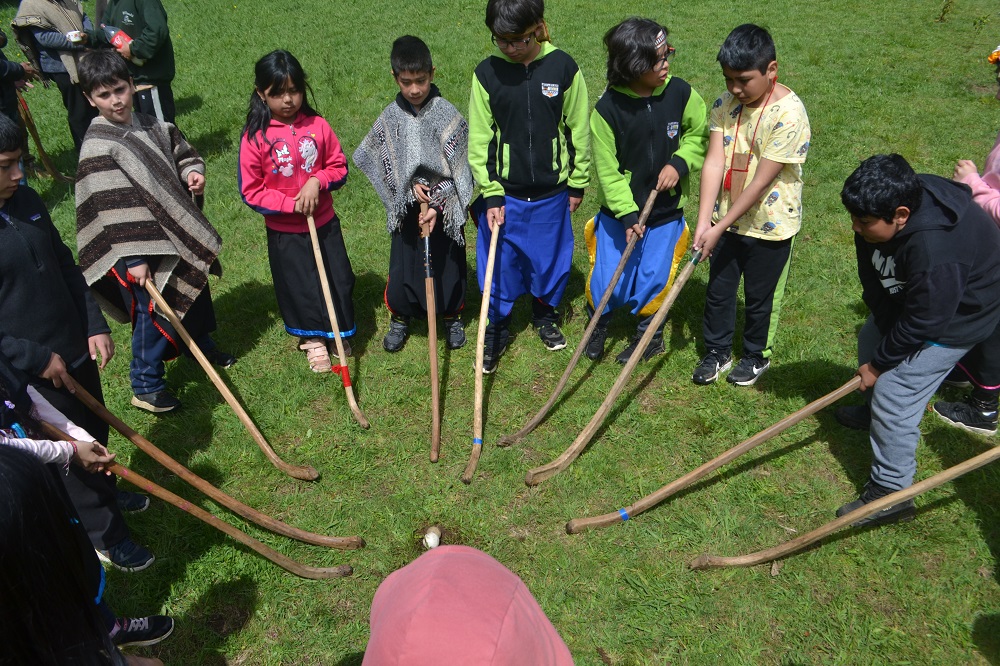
[420,203,442,462]
[690,442,1000,570]
[525,251,701,486]
[40,422,351,579]
[305,215,370,429]
[462,222,502,484]
[144,281,319,480]
[566,377,862,533]
[65,378,363,550]
[498,190,658,448]
[17,90,73,183]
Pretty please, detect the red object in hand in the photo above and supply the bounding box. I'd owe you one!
[101,23,132,50]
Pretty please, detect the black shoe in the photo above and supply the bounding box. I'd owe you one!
[479,323,509,374]
[585,325,609,361]
[444,317,466,350]
[205,348,237,369]
[113,615,174,647]
[537,322,567,351]
[131,390,180,413]
[834,404,871,431]
[942,366,972,389]
[615,331,665,364]
[933,396,998,435]
[382,318,409,353]
[692,349,732,385]
[116,490,149,514]
[726,354,770,386]
[97,537,155,572]
[480,342,507,375]
[836,480,916,527]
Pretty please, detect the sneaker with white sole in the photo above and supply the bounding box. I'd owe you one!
[727,355,770,386]
[692,350,732,385]
[444,317,466,349]
[116,490,150,514]
[536,322,567,351]
[97,537,155,572]
[113,615,174,647]
[933,396,998,435]
[131,390,180,413]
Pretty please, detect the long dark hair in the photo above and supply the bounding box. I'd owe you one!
[0,447,118,665]
[242,49,319,147]
[604,18,668,88]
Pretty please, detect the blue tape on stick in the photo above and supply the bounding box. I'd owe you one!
[473,437,483,446]
[618,508,630,521]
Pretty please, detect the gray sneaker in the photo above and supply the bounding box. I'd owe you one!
[444,317,466,350]
[382,318,409,353]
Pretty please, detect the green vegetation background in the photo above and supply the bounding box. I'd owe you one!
[5,0,1000,663]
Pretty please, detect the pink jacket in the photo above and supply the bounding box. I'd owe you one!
[957,129,1000,225]
[238,113,348,233]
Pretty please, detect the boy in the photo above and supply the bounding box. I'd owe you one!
[836,154,1000,526]
[468,0,591,373]
[0,112,157,572]
[354,35,474,353]
[691,24,810,386]
[75,50,233,414]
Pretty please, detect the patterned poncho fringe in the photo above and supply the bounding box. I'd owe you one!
[353,96,474,245]
[76,113,222,323]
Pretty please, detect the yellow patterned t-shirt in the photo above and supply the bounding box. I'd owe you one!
[709,88,810,240]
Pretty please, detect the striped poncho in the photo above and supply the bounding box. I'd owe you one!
[76,113,222,322]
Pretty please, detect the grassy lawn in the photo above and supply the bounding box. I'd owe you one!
[6,0,1000,663]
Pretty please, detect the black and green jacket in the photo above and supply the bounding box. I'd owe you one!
[591,77,707,229]
[468,41,590,208]
[97,0,174,84]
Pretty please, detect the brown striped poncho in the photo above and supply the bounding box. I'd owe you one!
[76,113,222,323]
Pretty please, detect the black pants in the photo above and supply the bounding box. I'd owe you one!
[31,358,129,550]
[49,71,98,152]
[134,82,175,124]
[702,233,794,358]
[954,320,1000,402]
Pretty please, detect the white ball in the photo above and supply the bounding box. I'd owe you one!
[423,530,440,549]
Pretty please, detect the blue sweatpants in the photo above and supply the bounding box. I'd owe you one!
[475,191,573,322]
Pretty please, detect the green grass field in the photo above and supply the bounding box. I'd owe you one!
[6,0,1000,663]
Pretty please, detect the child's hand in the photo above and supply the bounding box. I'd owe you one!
[294,177,321,216]
[420,206,438,236]
[656,164,680,191]
[73,440,116,474]
[693,224,723,259]
[625,222,644,243]
[41,352,73,391]
[20,61,39,82]
[856,362,881,391]
[128,262,151,287]
[569,195,583,213]
[187,172,205,195]
[487,205,505,231]
[413,183,431,204]
[119,41,132,60]
[954,160,979,181]
[88,333,115,370]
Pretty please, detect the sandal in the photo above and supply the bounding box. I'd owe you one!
[298,339,331,373]
[328,337,352,359]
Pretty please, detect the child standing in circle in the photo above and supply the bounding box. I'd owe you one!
[585,18,707,363]
[239,50,355,373]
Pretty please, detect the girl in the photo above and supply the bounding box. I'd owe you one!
[239,50,355,373]
[584,18,707,363]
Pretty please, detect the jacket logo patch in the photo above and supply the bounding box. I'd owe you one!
[872,249,904,294]
[666,121,679,138]
[541,83,560,98]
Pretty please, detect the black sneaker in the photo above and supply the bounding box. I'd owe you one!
[585,325,609,361]
[113,615,174,647]
[205,348,237,369]
[479,324,509,375]
[131,390,180,414]
[615,331,665,364]
[382,318,409,353]
[834,404,871,431]
[97,537,155,572]
[727,355,770,386]
[692,350,732,385]
[480,342,507,375]
[444,317,466,350]
[933,396,998,435]
[836,480,916,527]
[116,490,150,514]
[537,322,567,351]
[942,367,972,389]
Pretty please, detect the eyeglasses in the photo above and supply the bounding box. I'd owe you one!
[653,45,677,68]
[492,33,534,50]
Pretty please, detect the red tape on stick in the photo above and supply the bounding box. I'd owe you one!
[331,365,352,387]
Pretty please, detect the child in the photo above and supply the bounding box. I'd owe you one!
[354,36,474,353]
[691,24,810,386]
[585,18,707,363]
[469,0,591,373]
[835,154,1000,526]
[239,50,355,373]
[75,50,234,414]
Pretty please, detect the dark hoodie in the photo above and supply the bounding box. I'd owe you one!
[856,174,1000,372]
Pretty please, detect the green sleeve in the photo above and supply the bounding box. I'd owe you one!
[467,73,505,206]
[667,88,709,177]
[563,68,591,193]
[129,0,170,61]
[591,109,636,220]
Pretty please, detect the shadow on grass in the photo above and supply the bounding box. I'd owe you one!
[334,652,365,666]
[973,613,1000,665]
[175,95,204,117]
[187,126,234,162]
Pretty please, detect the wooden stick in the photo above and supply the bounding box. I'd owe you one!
[17,91,73,183]
[305,215,370,429]
[689,442,1000,570]
[498,190,658,448]
[566,377,862,534]
[525,251,701,486]
[461,220,502,484]
[144,281,319,480]
[65,379,364,550]
[420,203,441,462]
[40,422,351,579]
